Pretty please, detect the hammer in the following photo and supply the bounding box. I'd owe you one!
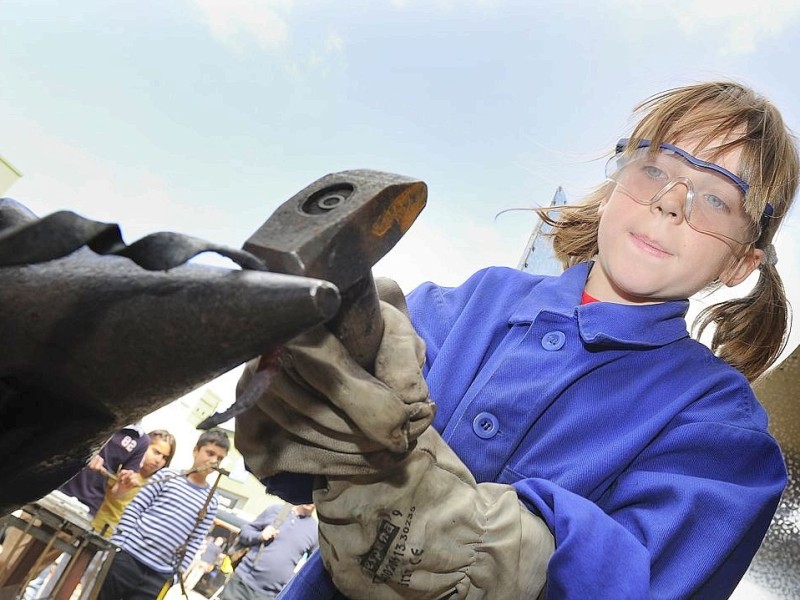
[244,169,427,371]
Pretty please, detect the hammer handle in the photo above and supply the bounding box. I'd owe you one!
[326,272,383,372]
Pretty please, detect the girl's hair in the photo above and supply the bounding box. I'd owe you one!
[540,81,799,381]
[148,429,177,468]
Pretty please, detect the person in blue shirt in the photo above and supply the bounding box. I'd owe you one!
[220,503,318,599]
[233,80,798,599]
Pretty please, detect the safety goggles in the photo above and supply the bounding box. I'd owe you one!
[606,139,770,245]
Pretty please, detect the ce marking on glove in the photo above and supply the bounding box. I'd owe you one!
[360,506,423,586]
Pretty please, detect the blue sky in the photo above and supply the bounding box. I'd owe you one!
[3,0,800,356]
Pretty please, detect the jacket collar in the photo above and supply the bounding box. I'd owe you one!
[509,262,690,348]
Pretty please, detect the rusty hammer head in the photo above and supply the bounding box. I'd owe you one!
[243,170,426,369]
[243,170,427,290]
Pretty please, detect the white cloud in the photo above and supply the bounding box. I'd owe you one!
[671,0,799,56]
[390,0,500,10]
[190,0,346,76]
[191,0,294,51]
[620,0,800,57]
[326,31,345,54]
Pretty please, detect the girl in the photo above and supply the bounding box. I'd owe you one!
[92,429,176,538]
[237,80,799,599]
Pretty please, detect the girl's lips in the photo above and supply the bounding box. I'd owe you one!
[630,233,672,257]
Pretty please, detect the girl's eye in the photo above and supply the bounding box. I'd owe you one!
[643,165,667,179]
[704,194,730,212]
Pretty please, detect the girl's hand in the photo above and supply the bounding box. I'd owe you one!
[119,470,144,487]
[235,298,434,481]
[109,470,143,498]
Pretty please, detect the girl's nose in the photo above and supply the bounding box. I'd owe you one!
[650,180,689,223]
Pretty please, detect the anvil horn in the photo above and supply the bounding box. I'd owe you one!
[0,199,340,514]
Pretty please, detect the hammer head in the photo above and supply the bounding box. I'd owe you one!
[243,170,427,289]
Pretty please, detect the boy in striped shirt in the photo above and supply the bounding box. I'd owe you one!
[99,429,230,600]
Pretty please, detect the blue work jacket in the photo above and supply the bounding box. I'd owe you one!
[277,262,786,600]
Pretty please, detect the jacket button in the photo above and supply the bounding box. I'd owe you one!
[473,412,499,439]
[541,330,566,351]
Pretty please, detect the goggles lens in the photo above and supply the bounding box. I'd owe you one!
[606,139,760,244]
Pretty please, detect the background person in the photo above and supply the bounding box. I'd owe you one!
[221,503,318,600]
[98,428,230,600]
[13,424,153,599]
[92,429,177,538]
[59,424,151,516]
[183,535,227,592]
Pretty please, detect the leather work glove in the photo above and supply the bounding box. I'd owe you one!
[314,427,555,600]
[235,284,436,479]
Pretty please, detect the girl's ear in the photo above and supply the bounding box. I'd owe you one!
[720,247,764,287]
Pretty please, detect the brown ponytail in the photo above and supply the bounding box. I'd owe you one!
[695,263,789,381]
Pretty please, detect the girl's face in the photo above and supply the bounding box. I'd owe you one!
[587,135,763,304]
[140,439,172,478]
